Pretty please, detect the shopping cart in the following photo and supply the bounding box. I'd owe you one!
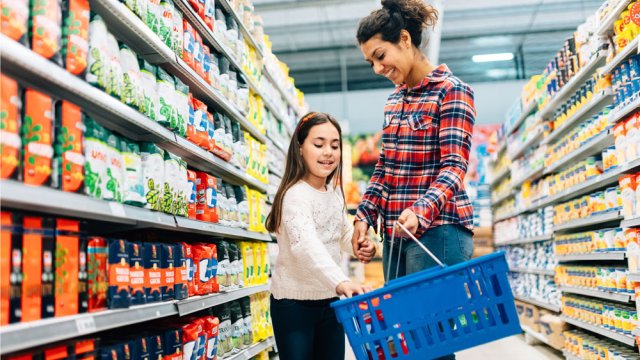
[331,222,521,359]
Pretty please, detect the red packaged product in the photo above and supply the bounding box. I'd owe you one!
[207,243,218,293]
[192,244,213,295]
[194,33,205,79]
[183,19,195,69]
[196,172,218,223]
[87,237,108,312]
[191,98,209,149]
[182,320,203,360]
[187,169,198,219]
[1,211,22,324]
[203,316,220,360]
[182,242,196,297]
[202,45,211,84]
[188,0,203,18]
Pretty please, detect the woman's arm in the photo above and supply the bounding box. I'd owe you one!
[355,143,386,229]
[410,82,475,231]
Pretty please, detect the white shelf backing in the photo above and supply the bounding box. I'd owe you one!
[508,100,537,135]
[90,0,267,144]
[0,286,271,355]
[223,337,276,360]
[495,234,553,246]
[561,316,636,347]
[0,180,272,241]
[541,89,613,146]
[490,166,510,187]
[621,216,640,228]
[512,166,544,189]
[1,36,267,193]
[556,251,626,262]
[217,0,264,58]
[514,295,561,313]
[553,211,623,233]
[510,267,555,276]
[538,51,607,120]
[601,36,640,75]
[596,0,633,36]
[521,325,552,346]
[508,127,544,160]
[544,131,614,175]
[609,97,640,125]
[558,286,633,303]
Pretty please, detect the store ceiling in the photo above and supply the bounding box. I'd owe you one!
[254,0,603,93]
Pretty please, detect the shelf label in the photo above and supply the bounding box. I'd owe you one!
[75,316,97,334]
[109,203,126,217]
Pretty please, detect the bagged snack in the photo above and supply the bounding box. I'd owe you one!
[207,112,216,154]
[192,244,213,295]
[54,219,81,317]
[61,0,89,76]
[239,242,254,287]
[157,67,176,129]
[216,304,232,356]
[141,142,165,211]
[160,243,175,301]
[107,239,131,309]
[235,186,249,229]
[190,98,209,149]
[212,113,227,160]
[178,159,189,217]
[53,101,84,193]
[120,44,143,109]
[158,0,174,49]
[203,316,220,360]
[41,218,55,319]
[129,241,147,305]
[207,243,218,293]
[143,242,162,303]
[182,321,202,360]
[139,58,160,121]
[103,131,124,202]
[30,0,63,65]
[83,117,107,199]
[173,243,188,300]
[216,178,229,226]
[209,52,220,90]
[86,15,109,89]
[203,0,214,30]
[162,151,180,214]
[202,45,211,84]
[23,88,54,186]
[1,0,29,44]
[172,7,183,59]
[194,33,205,79]
[1,75,22,180]
[226,183,239,228]
[87,236,107,312]
[187,169,198,219]
[230,301,244,351]
[174,78,189,137]
[196,172,217,223]
[105,33,124,99]
[240,297,253,346]
[147,333,164,360]
[125,0,147,20]
[216,241,230,290]
[146,0,162,34]
[228,243,240,288]
[130,336,151,360]
[182,19,196,68]
[193,318,207,360]
[122,139,146,206]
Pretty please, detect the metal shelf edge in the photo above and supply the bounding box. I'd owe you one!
[601,36,640,75]
[217,0,264,58]
[508,100,537,135]
[559,286,633,303]
[521,325,551,346]
[495,234,553,246]
[544,131,614,175]
[556,251,626,262]
[174,217,271,241]
[513,295,561,312]
[508,128,544,161]
[596,0,633,36]
[553,211,623,233]
[609,96,640,125]
[176,284,270,316]
[621,216,640,228]
[222,337,276,360]
[560,316,636,346]
[510,267,555,276]
[512,166,544,189]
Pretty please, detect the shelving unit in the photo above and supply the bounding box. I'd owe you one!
[521,324,552,346]
[609,96,640,125]
[553,211,623,233]
[600,36,640,75]
[508,126,544,160]
[556,251,626,262]
[223,337,277,360]
[544,131,614,175]
[561,316,636,346]
[558,286,633,304]
[0,285,270,355]
[490,167,511,187]
[514,295,561,313]
[495,234,553,246]
[511,166,544,189]
[621,216,640,228]
[595,0,633,36]
[507,100,537,135]
[492,191,514,206]
[217,0,264,57]
[509,267,555,276]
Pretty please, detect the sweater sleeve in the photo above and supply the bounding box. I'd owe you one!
[340,210,356,256]
[281,190,350,293]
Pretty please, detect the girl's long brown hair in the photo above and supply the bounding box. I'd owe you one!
[265,112,345,233]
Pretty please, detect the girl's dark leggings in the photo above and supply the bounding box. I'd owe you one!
[270,295,345,360]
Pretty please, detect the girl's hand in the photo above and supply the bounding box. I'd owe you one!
[351,221,369,259]
[357,240,376,264]
[336,281,371,298]
[397,209,419,236]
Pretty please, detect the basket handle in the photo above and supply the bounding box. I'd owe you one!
[385,222,446,283]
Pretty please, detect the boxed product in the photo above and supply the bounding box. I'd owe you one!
[107,239,131,309]
[88,236,108,312]
[54,219,81,317]
[538,312,569,350]
[522,303,541,332]
[144,242,163,303]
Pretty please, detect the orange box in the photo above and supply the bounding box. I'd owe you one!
[54,218,80,317]
[23,88,54,186]
[21,216,49,322]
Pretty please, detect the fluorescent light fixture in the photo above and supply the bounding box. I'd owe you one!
[472,53,514,63]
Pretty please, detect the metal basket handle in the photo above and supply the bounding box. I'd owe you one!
[385,221,446,284]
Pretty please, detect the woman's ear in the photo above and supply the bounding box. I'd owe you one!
[400,29,412,49]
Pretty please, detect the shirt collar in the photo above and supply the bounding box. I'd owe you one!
[396,64,451,93]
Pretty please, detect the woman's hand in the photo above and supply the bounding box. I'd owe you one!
[397,208,419,236]
[357,239,376,264]
[336,281,371,298]
[351,221,370,262]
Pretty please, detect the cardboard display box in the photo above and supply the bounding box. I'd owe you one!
[538,311,569,350]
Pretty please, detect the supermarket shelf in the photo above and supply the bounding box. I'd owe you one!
[269,167,284,179]
[621,216,640,228]
[521,324,551,346]
[601,36,640,75]
[91,0,267,144]
[563,351,581,360]
[175,218,271,241]
[537,51,607,120]
[558,286,633,303]
[507,100,537,135]
[512,166,544,189]
[553,211,623,233]
[634,327,640,336]
[596,0,633,36]
[0,180,271,242]
[507,126,544,160]
[561,316,636,346]
[223,337,276,360]
[269,137,287,154]
[609,96,640,125]
[494,210,521,222]
[544,131,614,175]
[489,166,510,187]
[177,284,270,316]
[541,89,613,146]
[514,295,561,312]
[495,234,553,246]
[556,251,626,262]
[491,191,514,206]
[217,0,264,58]
[0,285,270,355]
[263,65,301,116]
[510,267,555,276]
[629,273,640,282]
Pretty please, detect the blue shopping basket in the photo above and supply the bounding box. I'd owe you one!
[331,222,521,359]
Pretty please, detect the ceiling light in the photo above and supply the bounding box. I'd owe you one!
[472,53,514,63]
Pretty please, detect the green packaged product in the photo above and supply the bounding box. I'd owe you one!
[162,151,180,214]
[141,142,165,211]
[86,15,109,90]
[158,0,174,49]
[174,77,189,137]
[119,44,143,109]
[146,0,162,35]
[125,0,147,20]
[176,159,188,217]
[83,117,107,199]
[156,67,176,128]
[138,58,159,121]
[105,33,124,99]
[172,6,183,58]
[103,131,124,202]
[122,139,146,206]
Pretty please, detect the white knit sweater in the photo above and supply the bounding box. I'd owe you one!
[270,181,354,300]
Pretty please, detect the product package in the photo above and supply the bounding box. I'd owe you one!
[21,216,54,322]
[54,219,81,317]
[83,117,107,199]
[129,241,147,305]
[53,101,85,193]
[23,88,54,186]
[182,242,195,297]
[107,239,131,309]
[141,142,165,211]
[144,242,163,303]
[196,172,218,223]
[87,236,107,312]
[30,0,63,65]
[1,211,23,324]
[160,243,175,301]
[187,169,198,219]
[1,75,22,180]
[173,243,188,300]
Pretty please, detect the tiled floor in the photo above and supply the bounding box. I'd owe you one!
[345,335,564,360]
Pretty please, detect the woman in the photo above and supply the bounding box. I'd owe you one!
[352,0,476,346]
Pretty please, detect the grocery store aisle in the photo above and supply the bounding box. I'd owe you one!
[345,335,563,360]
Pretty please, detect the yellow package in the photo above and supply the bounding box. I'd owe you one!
[240,241,255,287]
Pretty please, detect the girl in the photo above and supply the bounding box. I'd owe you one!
[353,2,476,357]
[265,112,376,360]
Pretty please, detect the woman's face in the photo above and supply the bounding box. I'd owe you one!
[360,33,412,86]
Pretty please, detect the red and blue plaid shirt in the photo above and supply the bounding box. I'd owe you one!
[356,65,475,238]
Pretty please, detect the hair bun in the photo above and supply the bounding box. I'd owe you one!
[381,0,401,13]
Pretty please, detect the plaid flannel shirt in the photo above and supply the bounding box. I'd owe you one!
[356,65,475,238]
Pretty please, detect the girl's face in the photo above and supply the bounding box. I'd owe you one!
[361,33,412,86]
[300,122,341,187]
